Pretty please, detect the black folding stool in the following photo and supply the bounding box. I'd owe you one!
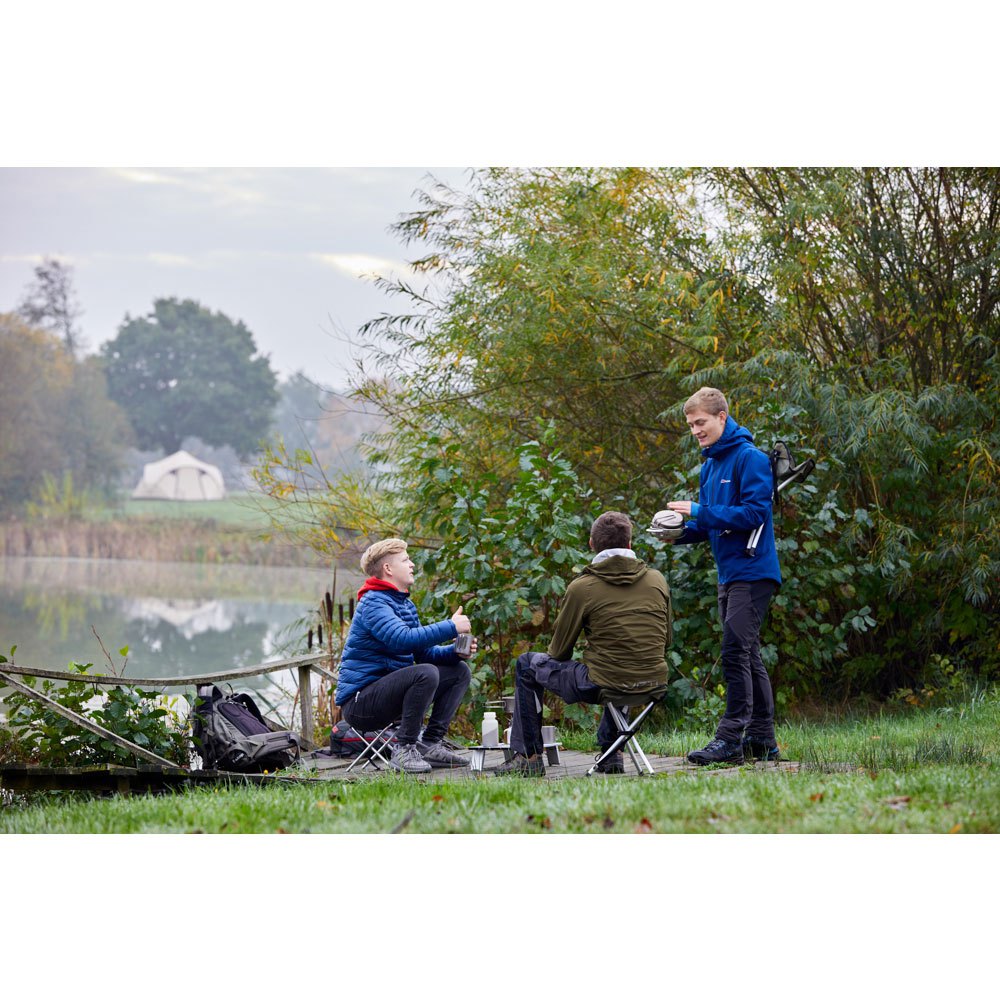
[587,686,666,777]
[344,722,397,773]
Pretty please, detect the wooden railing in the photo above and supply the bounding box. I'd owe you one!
[0,652,337,767]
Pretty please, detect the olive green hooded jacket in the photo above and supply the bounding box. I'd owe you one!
[547,554,672,693]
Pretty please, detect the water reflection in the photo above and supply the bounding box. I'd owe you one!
[0,557,360,682]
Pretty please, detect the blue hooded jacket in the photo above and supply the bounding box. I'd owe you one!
[675,416,782,586]
[334,588,461,705]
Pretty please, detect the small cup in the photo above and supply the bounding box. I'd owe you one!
[454,633,474,657]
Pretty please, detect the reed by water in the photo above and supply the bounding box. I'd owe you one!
[0,517,324,567]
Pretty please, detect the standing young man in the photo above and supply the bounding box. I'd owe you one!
[335,538,475,773]
[666,387,781,765]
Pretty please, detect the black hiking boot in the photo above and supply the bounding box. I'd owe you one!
[594,750,625,774]
[494,752,545,777]
[742,736,781,762]
[686,737,745,766]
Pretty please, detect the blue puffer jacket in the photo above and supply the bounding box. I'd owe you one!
[675,416,782,585]
[334,588,460,705]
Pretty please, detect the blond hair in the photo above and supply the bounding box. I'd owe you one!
[683,386,729,417]
[360,538,408,578]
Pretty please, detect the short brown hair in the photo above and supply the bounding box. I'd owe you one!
[590,511,632,552]
[683,386,729,416]
[360,538,408,578]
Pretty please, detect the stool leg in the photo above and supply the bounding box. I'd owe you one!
[627,736,655,775]
[345,724,395,773]
[622,736,643,774]
[588,701,658,776]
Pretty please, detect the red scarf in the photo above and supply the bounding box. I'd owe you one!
[356,577,407,601]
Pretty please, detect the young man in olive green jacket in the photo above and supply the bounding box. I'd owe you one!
[497,511,672,776]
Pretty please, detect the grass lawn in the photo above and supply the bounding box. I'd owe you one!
[3,689,998,834]
[93,493,277,529]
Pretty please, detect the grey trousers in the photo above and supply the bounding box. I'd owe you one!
[509,652,619,756]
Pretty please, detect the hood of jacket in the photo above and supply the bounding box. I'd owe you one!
[703,415,755,459]
[580,553,649,586]
[356,576,407,602]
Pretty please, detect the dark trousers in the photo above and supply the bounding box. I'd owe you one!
[714,579,776,744]
[342,661,471,745]
[509,652,619,756]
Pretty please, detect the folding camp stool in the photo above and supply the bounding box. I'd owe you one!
[344,722,396,773]
[586,687,666,777]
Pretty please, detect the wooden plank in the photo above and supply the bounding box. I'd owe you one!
[0,763,328,793]
[0,670,182,769]
[0,652,334,688]
[308,661,338,684]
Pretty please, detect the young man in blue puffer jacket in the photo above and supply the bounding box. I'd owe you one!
[335,538,476,773]
[666,387,782,766]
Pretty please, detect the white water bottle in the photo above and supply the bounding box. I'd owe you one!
[482,711,499,747]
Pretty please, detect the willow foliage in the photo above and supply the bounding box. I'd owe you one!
[261,167,999,705]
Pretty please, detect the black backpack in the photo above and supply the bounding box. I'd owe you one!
[192,685,301,772]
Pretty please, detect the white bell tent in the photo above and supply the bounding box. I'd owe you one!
[131,450,226,501]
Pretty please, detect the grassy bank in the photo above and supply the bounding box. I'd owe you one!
[3,689,998,834]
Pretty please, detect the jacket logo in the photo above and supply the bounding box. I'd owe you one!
[721,478,732,484]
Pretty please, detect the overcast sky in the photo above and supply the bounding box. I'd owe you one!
[0,167,471,390]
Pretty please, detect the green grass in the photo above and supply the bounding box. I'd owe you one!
[3,690,998,834]
[92,493,277,529]
[2,765,995,834]
[560,685,1000,771]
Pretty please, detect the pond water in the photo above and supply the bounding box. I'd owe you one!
[0,557,361,704]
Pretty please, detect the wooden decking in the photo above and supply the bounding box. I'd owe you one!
[0,763,321,794]
[1,751,803,794]
[298,747,802,781]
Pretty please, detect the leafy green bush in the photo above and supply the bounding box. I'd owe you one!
[256,167,999,709]
[704,346,1000,698]
[0,724,31,767]
[1,654,190,767]
[25,470,94,521]
[406,428,599,721]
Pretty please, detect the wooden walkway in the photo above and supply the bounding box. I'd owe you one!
[0,763,320,794]
[1,751,803,793]
[1,658,807,792]
[299,748,802,781]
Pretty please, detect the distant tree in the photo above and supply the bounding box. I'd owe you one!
[0,313,130,511]
[63,356,135,493]
[271,371,327,456]
[101,298,279,458]
[17,256,85,355]
[268,371,384,473]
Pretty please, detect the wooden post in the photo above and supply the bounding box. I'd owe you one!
[298,663,314,746]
